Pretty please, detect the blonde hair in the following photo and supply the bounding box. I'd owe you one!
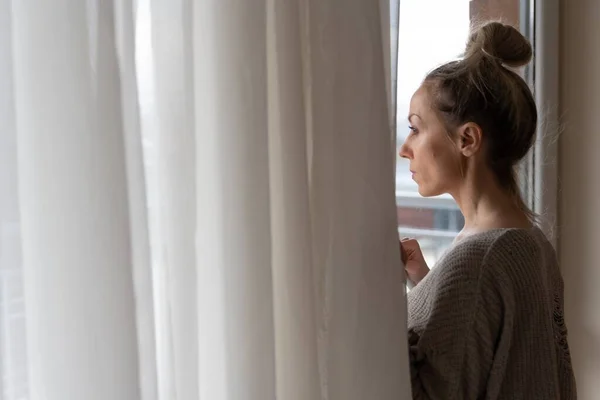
[424,21,537,221]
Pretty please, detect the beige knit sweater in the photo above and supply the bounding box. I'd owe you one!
[407,227,576,399]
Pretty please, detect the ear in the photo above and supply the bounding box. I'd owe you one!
[456,122,483,157]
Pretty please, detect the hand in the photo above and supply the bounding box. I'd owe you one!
[400,238,430,286]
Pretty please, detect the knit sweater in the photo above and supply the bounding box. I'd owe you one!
[407,227,577,399]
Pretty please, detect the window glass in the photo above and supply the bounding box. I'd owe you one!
[395,0,530,267]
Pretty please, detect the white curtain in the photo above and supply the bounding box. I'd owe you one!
[0,0,410,399]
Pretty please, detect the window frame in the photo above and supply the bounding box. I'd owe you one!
[395,0,559,247]
[531,0,560,248]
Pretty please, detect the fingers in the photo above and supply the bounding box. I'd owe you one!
[400,238,422,262]
[400,238,421,251]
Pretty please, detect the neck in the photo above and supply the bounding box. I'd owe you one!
[450,173,532,234]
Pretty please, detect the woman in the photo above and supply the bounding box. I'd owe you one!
[399,22,576,399]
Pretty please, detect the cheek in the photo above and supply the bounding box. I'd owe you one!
[434,149,461,181]
[412,131,460,182]
[427,143,461,183]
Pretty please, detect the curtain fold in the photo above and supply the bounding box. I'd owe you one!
[0,1,27,399]
[0,0,410,399]
[305,1,409,398]
[193,2,278,398]
[148,0,198,398]
[10,1,142,399]
[113,1,159,399]
[148,0,410,399]
[267,0,321,398]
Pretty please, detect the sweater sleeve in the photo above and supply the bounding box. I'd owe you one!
[408,250,505,400]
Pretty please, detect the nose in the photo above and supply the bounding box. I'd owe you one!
[398,138,412,159]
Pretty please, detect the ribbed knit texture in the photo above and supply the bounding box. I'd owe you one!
[407,227,576,399]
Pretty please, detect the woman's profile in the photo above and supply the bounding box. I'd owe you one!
[399,21,576,399]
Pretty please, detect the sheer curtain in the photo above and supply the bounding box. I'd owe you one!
[0,0,410,399]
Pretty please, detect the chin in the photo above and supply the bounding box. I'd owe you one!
[417,185,443,198]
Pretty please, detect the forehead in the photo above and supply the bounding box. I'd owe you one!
[409,85,433,116]
[408,84,452,135]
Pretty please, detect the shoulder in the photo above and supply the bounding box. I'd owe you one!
[480,227,550,277]
[486,227,542,254]
[443,228,546,270]
[423,228,549,294]
[410,228,552,305]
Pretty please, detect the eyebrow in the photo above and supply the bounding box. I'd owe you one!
[408,113,421,123]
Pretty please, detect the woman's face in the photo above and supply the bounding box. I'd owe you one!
[399,85,462,197]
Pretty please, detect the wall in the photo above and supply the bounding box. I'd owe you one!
[559,0,600,398]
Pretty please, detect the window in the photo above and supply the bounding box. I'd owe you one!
[394,0,533,267]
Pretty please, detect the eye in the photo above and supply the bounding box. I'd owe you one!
[408,125,418,135]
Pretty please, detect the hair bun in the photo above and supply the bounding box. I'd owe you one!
[465,21,532,68]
